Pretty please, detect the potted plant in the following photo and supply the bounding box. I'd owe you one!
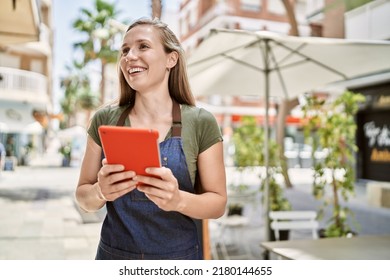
[302,90,365,238]
[232,116,292,239]
[226,180,250,216]
[59,143,72,167]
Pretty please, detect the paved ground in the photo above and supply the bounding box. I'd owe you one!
[0,166,389,260]
[0,166,103,260]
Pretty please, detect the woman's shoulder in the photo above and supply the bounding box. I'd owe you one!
[181,104,216,122]
[94,103,122,115]
[91,103,127,126]
[181,104,221,137]
[181,104,222,153]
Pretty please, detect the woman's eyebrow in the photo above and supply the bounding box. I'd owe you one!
[135,38,152,44]
[121,38,152,47]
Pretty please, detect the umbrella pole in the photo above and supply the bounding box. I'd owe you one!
[263,39,271,244]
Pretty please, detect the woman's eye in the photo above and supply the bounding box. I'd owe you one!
[140,43,149,50]
[121,48,129,56]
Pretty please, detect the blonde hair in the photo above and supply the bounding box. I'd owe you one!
[118,17,195,107]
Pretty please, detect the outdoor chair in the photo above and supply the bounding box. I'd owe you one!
[209,214,251,259]
[209,190,259,259]
[269,210,319,241]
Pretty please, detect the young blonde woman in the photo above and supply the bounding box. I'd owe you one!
[76,17,227,260]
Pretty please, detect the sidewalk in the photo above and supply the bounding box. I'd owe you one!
[0,166,389,260]
[0,166,103,260]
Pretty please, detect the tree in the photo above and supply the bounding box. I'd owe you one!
[60,61,99,128]
[302,90,365,237]
[281,0,299,36]
[151,0,162,19]
[276,97,299,188]
[72,0,122,105]
[276,0,300,188]
[60,61,86,127]
[233,116,291,212]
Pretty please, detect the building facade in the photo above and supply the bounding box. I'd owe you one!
[178,0,309,114]
[179,0,310,55]
[306,0,390,182]
[0,0,53,167]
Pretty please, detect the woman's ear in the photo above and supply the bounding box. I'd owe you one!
[166,51,179,69]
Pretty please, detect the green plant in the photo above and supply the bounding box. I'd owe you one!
[59,144,72,160]
[266,171,292,211]
[226,174,250,215]
[60,60,95,128]
[72,0,123,104]
[232,116,291,212]
[302,90,365,237]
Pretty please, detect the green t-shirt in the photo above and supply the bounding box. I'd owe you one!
[88,104,223,185]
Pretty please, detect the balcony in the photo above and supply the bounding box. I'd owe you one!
[345,0,390,40]
[0,67,48,104]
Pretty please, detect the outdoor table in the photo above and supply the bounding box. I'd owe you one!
[260,234,390,260]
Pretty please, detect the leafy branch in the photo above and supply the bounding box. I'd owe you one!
[302,90,365,237]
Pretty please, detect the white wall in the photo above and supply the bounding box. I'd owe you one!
[345,0,390,40]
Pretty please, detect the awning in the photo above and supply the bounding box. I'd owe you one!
[0,0,40,46]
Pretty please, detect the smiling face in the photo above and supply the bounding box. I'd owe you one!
[119,25,177,94]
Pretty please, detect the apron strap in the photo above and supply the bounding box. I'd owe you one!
[116,100,182,137]
[116,106,132,126]
[172,100,182,137]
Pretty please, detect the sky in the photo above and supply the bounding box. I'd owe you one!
[52,0,181,113]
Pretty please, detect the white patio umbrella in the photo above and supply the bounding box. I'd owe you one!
[186,28,390,242]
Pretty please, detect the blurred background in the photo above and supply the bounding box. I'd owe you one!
[0,0,389,260]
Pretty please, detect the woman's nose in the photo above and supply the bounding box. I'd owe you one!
[125,49,138,61]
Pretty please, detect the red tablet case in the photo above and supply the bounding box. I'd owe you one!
[98,126,161,176]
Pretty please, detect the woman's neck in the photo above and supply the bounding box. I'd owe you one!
[131,93,173,126]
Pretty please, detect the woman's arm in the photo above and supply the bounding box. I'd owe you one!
[135,141,227,219]
[186,140,227,218]
[75,136,138,212]
[75,137,107,212]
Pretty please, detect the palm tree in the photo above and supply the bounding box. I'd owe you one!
[60,61,85,127]
[60,61,98,128]
[77,88,100,125]
[281,0,299,36]
[275,0,300,187]
[72,0,122,105]
[151,0,162,19]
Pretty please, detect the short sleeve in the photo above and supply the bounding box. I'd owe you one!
[87,105,131,147]
[87,107,111,147]
[196,108,223,154]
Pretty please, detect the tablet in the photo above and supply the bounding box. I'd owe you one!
[98,125,161,176]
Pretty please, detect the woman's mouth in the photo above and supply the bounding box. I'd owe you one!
[129,67,147,74]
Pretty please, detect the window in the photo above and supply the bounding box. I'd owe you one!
[240,0,261,12]
[268,0,285,15]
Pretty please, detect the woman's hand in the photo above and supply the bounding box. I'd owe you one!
[134,167,183,212]
[131,142,226,220]
[97,159,138,201]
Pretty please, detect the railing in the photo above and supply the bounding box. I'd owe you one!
[0,67,47,98]
[39,23,51,45]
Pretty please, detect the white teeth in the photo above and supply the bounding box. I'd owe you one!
[129,67,145,74]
